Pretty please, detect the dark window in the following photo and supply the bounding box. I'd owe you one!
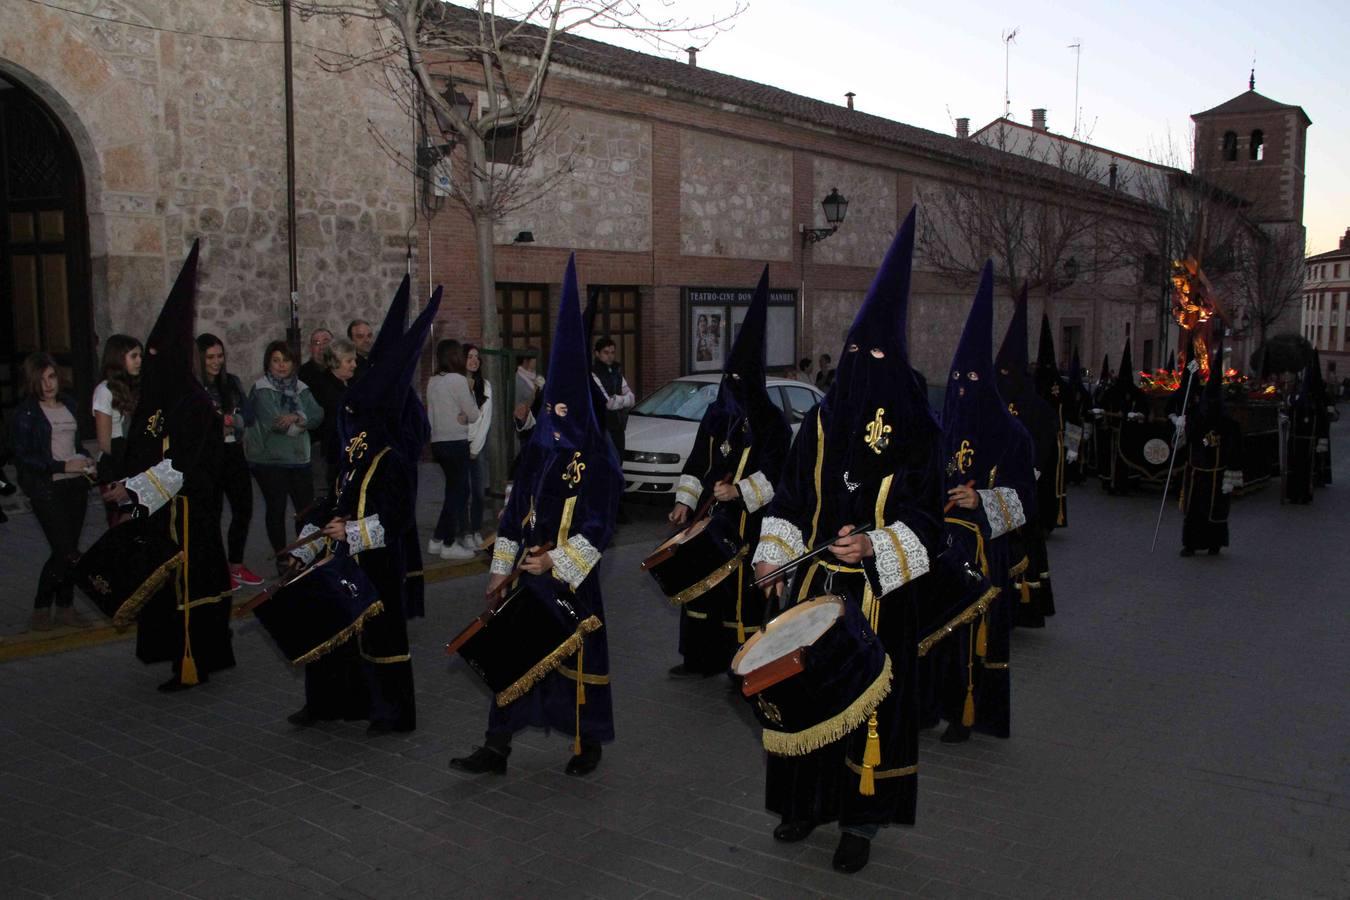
[1222,131,1238,162]
[496,283,549,367]
[485,125,524,166]
[1250,129,1264,161]
[588,285,642,393]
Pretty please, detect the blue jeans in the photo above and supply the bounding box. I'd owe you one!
[467,452,485,532]
[431,440,470,542]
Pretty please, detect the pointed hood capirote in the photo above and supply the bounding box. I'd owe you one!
[125,241,208,464]
[942,262,1020,490]
[995,284,1030,399]
[535,254,607,453]
[337,276,441,472]
[709,265,773,420]
[819,205,936,470]
[1034,311,1059,396]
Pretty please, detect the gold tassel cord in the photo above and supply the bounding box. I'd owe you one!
[494,615,603,707]
[975,614,989,659]
[573,640,585,756]
[962,610,975,727]
[762,654,893,757]
[179,497,199,686]
[289,601,386,666]
[859,711,881,796]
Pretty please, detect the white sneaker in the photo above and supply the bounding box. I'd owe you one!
[472,531,485,549]
[457,534,477,550]
[428,538,444,556]
[441,543,475,561]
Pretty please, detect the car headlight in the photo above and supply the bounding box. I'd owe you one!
[623,450,680,464]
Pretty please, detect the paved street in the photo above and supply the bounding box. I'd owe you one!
[1,422,1348,898]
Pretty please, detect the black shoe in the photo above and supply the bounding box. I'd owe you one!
[1207,547,1221,556]
[0,508,7,524]
[449,745,509,775]
[772,820,816,843]
[1179,547,1195,557]
[668,663,716,679]
[0,478,15,497]
[565,743,602,776]
[287,707,318,727]
[940,721,971,744]
[832,832,871,873]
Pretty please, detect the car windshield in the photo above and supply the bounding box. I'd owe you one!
[633,380,720,421]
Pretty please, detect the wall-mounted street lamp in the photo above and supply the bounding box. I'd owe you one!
[418,85,474,168]
[800,187,849,245]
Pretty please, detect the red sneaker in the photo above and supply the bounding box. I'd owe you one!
[231,564,264,586]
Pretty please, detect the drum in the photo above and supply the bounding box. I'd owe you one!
[446,577,602,707]
[252,552,383,665]
[730,595,891,756]
[74,517,182,628]
[915,541,999,658]
[641,514,746,605]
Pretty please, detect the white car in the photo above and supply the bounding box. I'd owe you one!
[621,375,824,495]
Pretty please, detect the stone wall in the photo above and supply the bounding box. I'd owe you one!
[810,157,897,268]
[0,0,413,382]
[493,107,652,252]
[680,130,792,261]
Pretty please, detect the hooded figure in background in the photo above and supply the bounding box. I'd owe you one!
[1086,351,1112,477]
[1284,359,1326,504]
[923,262,1037,744]
[1097,338,1149,495]
[1181,338,1242,555]
[1065,348,1091,484]
[751,208,943,874]
[667,266,791,677]
[995,288,1057,628]
[1033,313,1069,529]
[288,275,439,733]
[1309,352,1334,488]
[118,241,235,692]
[450,255,623,777]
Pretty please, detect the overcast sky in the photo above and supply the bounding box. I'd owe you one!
[575,0,1348,254]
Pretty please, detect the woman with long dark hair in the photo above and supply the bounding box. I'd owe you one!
[197,333,263,587]
[9,353,96,630]
[426,338,478,560]
[462,343,493,551]
[243,340,323,566]
[91,334,141,524]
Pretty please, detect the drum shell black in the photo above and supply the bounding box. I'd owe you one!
[458,577,581,698]
[745,597,886,736]
[645,515,745,604]
[74,517,182,626]
[254,554,382,665]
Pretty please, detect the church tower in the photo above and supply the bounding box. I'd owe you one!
[1191,73,1311,226]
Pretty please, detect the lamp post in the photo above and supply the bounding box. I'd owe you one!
[799,187,850,360]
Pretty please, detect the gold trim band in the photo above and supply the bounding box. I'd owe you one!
[495,615,603,706]
[110,554,184,629]
[291,601,385,666]
[667,546,749,606]
[557,664,610,685]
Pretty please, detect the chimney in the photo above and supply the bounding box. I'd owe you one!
[955,117,970,139]
[1031,108,1047,131]
[845,92,855,110]
[1341,227,1350,250]
[1108,162,1119,190]
[686,46,698,67]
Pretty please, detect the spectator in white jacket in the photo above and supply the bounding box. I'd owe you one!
[463,344,493,551]
[426,339,480,560]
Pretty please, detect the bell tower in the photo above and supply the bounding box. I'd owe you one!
[1191,73,1311,226]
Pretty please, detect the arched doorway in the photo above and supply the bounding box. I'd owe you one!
[0,74,92,419]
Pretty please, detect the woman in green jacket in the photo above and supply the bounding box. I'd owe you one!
[244,340,323,560]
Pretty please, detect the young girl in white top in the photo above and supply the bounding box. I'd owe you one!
[91,334,141,525]
[426,339,479,560]
[462,343,494,551]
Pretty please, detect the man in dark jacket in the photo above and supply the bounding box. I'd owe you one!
[590,337,635,457]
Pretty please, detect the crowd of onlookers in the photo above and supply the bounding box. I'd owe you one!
[0,321,642,633]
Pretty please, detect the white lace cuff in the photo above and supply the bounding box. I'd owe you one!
[490,537,520,575]
[345,514,385,554]
[753,516,805,567]
[549,535,601,591]
[978,487,1026,539]
[290,523,324,566]
[675,474,703,510]
[737,470,775,514]
[124,459,184,516]
[866,521,930,596]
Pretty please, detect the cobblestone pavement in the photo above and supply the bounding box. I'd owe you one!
[1,423,1347,898]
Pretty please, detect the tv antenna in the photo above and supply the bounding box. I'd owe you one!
[1068,40,1082,137]
[1003,27,1020,117]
